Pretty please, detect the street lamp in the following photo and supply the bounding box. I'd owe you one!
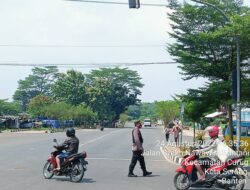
[191,0,241,150]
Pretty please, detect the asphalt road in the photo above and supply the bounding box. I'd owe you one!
[0,125,250,190]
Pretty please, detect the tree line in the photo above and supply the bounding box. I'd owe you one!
[1,67,143,127]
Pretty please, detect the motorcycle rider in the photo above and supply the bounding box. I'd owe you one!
[54,128,79,171]
[192,125,221,182]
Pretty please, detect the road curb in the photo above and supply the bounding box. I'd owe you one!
[160,146,182,166]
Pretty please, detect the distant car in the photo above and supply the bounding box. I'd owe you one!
[143,119,151,127]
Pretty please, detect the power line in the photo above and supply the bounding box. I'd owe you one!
[0,44,165,48]
[0,61,177,68]
[66,0,167,7]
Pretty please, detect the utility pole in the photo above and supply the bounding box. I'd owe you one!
[180,102,185,145]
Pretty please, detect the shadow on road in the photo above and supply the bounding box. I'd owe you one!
[138,174,160,177]
[142,127,158,130]
[190,189,221,190]
[189,188,222,190]
[122,127,159,130]
[53,177,96,183]
[82,178,96,183]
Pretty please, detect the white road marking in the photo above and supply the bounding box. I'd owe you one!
[79,129,122,147]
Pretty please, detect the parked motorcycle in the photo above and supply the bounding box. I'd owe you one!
[174,151,246,190]
[43,139,88,182]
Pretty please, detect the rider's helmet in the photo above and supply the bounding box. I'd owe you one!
[206,125,219,138]
[66,128,75,137]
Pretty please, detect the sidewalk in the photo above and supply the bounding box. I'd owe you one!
[0,129,48,134]
[0,128,98,135]
[0,128,63,134]
[181,128,224,138]
[182,129,194,137]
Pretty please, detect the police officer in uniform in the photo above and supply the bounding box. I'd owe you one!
[128,120,152,177]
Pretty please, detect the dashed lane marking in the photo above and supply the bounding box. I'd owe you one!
[79,130,122,147]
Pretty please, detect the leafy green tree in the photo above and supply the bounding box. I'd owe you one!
[180,81,229,121]
[167,0,250,83]
[86,67,143,96]
[167,0,250,100]
[155,100,180,127]
[139,102,157,121]
[13,66,58,111]
[126,105,141,120]
[179,81,237,141]
[86,67,143,125]
[31,66,59,94]
[43,102,73,120]
[86,79,121,122]
[28,95,53,117]
[41,102,96,126]
[181,90,211,123]
[52,70,87,106]
[0,99,21,115]
[13,77,39,111]
[119,113,129,127]
[71,104,97,126]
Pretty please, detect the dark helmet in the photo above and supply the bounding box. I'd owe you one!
[66,128,75,137]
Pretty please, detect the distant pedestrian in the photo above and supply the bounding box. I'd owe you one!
[164,126,171,142]
[128,120,152,177]
[173,124,181,146]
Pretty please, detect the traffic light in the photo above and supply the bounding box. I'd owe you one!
[128,0,140,9]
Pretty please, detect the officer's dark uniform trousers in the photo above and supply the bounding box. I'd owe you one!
[129,151,147,173]
[129,129,147,174]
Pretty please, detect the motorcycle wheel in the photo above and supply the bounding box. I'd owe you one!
[174,172,190,190]
[70,162,85,183]
[225,174,245,190]
[43,161,54,179]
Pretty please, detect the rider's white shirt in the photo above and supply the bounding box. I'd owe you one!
[196,138,238,162]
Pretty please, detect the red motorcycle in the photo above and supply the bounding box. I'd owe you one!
[43,139,88,182]
[174,152,246,190]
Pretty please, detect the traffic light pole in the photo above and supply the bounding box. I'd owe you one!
[236,37,241,150]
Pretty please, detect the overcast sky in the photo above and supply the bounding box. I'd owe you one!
[0,0,249,102]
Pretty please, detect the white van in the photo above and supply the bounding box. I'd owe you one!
[143,119,151,127]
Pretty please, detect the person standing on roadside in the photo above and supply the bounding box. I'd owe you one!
[173,123,181,146]
[164,125,171,143]
[128,120,152,177]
